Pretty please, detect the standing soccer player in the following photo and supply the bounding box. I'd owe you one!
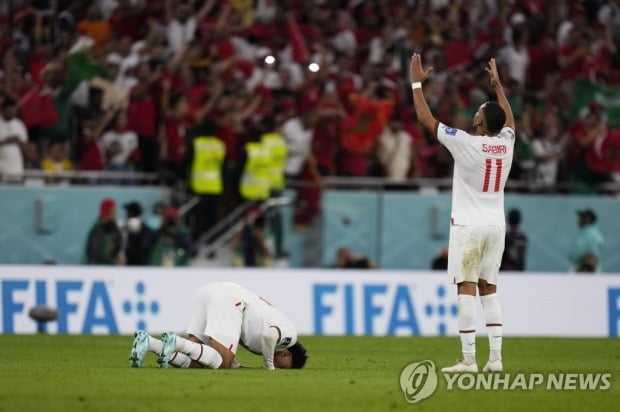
[409,54,515,373]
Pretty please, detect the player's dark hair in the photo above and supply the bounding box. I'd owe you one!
[482,101,506,135]
[289,342,308,369]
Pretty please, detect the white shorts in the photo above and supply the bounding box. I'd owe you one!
[186,282,249,354]
[447,224,505,285]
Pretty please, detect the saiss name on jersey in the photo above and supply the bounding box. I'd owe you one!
[437,122,515,226]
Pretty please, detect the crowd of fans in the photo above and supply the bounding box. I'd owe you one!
[1,0,620,195]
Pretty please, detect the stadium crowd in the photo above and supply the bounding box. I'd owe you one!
[0,0,620,190]
[2,1,620,198]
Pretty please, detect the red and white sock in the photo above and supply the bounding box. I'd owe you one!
[458,294,477,365]
[169,352,192,368]
[480,293,502,362]
[175,336,222,369]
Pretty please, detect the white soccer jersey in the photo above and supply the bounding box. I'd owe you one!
[240,293,298,355]
[186,282,297,362]
[437,122,515,226]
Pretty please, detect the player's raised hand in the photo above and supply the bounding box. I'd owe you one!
[410,53,433,84]
[486,58,501,89]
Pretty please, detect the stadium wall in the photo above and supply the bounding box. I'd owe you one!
[282,191,620,272]
[1,266,619,338]
[1,186,619,272]
[0,186,170,264]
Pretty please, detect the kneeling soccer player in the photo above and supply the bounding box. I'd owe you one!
[129,281,307,370]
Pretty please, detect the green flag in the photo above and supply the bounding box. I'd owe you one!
[59,52,111,101]
[569,80,620,127]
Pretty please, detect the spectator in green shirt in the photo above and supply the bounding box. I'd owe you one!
[570,209,604,273]
[147,207,191,267]
[85,198,125,265]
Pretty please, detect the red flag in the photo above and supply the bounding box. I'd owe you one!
[286,12,310,63]
[340,95,394,152]
[588,129,620,172]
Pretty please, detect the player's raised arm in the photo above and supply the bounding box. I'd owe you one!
[409,53,437,134]
[486,58,515,131]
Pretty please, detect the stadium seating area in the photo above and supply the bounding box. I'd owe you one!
[1,0,620,193]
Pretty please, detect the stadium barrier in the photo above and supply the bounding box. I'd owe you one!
[1,265,619,337]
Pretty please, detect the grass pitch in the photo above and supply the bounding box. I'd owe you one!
[0,335,618,412]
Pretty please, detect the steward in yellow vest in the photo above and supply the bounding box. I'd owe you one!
[261,132,288,191]
[190,136,225,194]
[240,141,271,200]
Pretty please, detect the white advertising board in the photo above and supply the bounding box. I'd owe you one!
[1,266,619,337]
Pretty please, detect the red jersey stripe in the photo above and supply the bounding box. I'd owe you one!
[494,159,502,192]
[482,158,492,192]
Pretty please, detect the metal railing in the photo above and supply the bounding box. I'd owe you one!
[3,170,619,193]
[285,176,620,194]
[195,197,290,260]
[177,196,201,217]
[194,201,256,249]
[1,169,161,185]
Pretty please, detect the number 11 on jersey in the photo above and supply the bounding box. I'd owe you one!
[482,158,503,192]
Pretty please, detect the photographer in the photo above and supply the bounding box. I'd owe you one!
[147,207,191,267]
[332,246,376,269]
[123,202,153,265]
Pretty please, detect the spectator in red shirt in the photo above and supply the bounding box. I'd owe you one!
[565,103,610,192]
[109,0,147,41]
[78,112,115,183]
[558,28,590,82]
[161,91,192,180]
[443,27,473,73]
[527,28,557,90]
[127,62,161,168]
[310,86,344,177]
